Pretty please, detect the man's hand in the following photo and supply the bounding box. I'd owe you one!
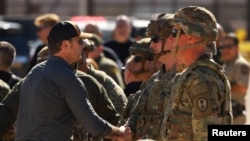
[105,125,132,141]
[115,126,132,141]
[117,126,132,141]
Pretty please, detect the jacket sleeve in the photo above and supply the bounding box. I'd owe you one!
[0,80,22,137]
[62,76,112,139]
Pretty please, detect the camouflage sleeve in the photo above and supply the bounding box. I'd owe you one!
[118,93,135,126]
[189,72,224,140]
[123,90,145,135]
[234,63,250,88]
[122,94,136,120]
[124,112,139,134]
[122,90,142,120]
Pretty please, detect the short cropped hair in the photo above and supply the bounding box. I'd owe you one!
[0,41,16,67]
[34,13,60,27]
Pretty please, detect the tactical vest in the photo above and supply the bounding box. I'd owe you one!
[161,57,232,141]
[135,66,176,140]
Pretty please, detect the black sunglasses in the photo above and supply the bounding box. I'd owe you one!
[133,56,145,63]
[151,35,160,43]
[171,28,185,38]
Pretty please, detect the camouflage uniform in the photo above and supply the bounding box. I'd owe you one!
[125,13,175,140]
[161,6,232,141]
[122,84,145,121]
[162,57,232,141]
[121,38,155,126]
[134,66,177,140]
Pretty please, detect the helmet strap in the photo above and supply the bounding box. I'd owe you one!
[172,27,208,57]
[172,28,182,57]
[177,39,207,52]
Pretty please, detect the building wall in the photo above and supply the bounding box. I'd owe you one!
[3,0,248,32]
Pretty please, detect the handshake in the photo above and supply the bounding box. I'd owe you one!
[106,126,133,141]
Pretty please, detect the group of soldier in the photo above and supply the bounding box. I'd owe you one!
[0,5,236,141]
[120,6,232,140]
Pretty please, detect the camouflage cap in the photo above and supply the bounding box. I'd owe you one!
[172,6,218,41]
[146,13,174,40]
[129,37,154,60]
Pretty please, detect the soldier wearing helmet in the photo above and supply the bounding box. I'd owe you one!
[146,13,173,60]
[161,6,232,141]
[127,38,156,76]
[121,37,161,125]
[170,6,218,57]
[124,13,180,140]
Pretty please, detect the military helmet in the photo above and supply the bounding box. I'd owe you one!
[88,34,103,46]
[172,6,218,41]
[146,13,174,40]
[129,38,154,61]
[83,39,95,51]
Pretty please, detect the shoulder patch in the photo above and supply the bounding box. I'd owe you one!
[197,97,207,112]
